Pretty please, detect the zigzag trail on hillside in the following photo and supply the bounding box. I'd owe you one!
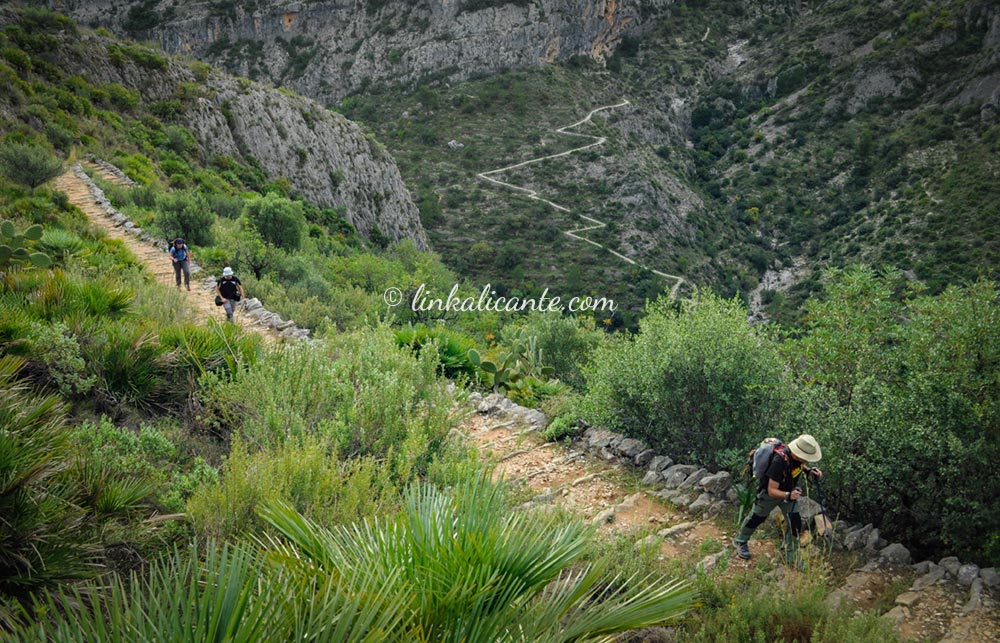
[476,100,687,299]
[53,164,281,342]
[462,397,1000,642]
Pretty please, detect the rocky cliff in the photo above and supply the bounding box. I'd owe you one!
[51,0,662,104]
[40,25,427,248]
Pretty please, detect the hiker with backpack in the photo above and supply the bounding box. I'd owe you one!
[169,238,193,291]
[215,266,244,322]
[733,434,823,569]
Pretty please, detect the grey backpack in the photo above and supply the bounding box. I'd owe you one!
[750,437,783,480]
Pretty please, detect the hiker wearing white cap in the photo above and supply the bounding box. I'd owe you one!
[215,267,244,322]
[733,434,823,569]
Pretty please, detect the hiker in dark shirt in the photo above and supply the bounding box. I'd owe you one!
[169,238,192,291]
[215,266,244,322]
[733,434,823,569]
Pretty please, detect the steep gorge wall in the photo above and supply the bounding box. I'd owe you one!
[52,0,666,104]
[44,27,427,247]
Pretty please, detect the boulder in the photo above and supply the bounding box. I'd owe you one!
[980,567,999,588]
[591,508,616,525]
[956,564,980,587]
[865,528,882,551]
[616,438,647,459]
[939,556,961,577]
[648,455,674,472]
[634,449,656,468]
[699,551,725,574]
[911,560,932,575]
[641,470,663,485]
[843,524,873,551]
[586,429,619,450]
[688,493,714,513]
[912,565,946,590]
[878,543,911,565]
[661,465,699,488]
[894,591,921,607]
[796,496,822,523]
[698,471,732,494]
[881,605,909,626]
[725,487,739,503]
[677,468,709,490]
[963,578,984,614]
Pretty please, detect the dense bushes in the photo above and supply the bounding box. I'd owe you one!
[786,268,1000,564]
[195,326,458,479]
[580,291,787,467]
[579,268,1000,564]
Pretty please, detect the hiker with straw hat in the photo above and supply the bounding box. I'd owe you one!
[733,434,823,569]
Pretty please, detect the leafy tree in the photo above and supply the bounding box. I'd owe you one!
[243,193,306,250]
[0,142,62,190]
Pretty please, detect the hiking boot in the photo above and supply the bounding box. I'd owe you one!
[226,314,233,322]
[733,538,752,560]
[186,285,191,291]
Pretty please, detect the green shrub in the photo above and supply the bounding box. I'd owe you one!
[187,435,396,539]
[153,190,215,245]
[196,326,457,480]
[684,573,900,642]
[25,320,95,397]
[542,415,581,442]
[580,291,787,466]
[159,320,261,380]
[512,312,603,389]
[243,193,306,250]
[0,142,62,190]
[82,321,171,413]
[394,323,478,378]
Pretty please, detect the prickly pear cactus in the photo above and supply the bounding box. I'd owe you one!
[0,219,53,273]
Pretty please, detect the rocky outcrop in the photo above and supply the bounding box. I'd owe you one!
[54,0,655,104]
[40,24,427,248]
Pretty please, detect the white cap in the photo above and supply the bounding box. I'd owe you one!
[222,267,234,277]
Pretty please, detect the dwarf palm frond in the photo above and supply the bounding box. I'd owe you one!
[258,471,695,642]
[0,356,92,631]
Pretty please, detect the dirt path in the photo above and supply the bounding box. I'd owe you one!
[54,164,278,341]
[476,101,687,299]
[463,411,1000,642]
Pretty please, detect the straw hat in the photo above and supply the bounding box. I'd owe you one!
[787,434,822,463]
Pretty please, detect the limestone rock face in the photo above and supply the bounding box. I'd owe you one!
[41,27,427,249]
[59,0,653,104]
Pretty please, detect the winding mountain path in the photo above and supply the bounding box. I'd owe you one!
[476,100,687,298]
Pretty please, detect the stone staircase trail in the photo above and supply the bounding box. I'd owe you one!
[463,394,1000,642]
[54,161,310,342]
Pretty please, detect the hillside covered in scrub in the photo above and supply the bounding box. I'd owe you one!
[1,3,999,642]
